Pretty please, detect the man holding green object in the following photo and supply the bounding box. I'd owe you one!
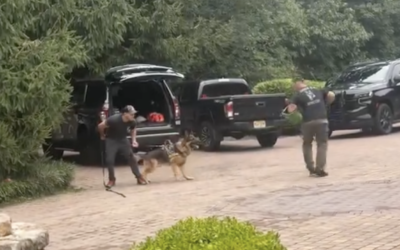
[286,79,335,177]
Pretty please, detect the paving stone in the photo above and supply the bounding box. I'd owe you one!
[2,130,400,249]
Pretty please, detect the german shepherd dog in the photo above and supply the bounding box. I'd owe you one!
[138,131,201,183]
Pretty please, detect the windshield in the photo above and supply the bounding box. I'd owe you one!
[201,83,250,98]
[329,64,389,86]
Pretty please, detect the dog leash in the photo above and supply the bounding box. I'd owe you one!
[100,141,126,198]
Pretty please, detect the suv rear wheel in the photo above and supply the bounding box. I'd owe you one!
[199,121,221,151]
[373,103,393,135]
[256,133,278,148]
[42,143,64,160]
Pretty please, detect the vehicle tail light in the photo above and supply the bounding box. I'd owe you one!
[173,97,180,119]
[201,94,207,98]
[224,101,233,118]
[100,102,109,121]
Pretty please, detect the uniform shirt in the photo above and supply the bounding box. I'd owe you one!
[291,87,329,123]
[105,114,136,140]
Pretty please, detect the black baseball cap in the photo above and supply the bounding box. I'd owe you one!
[121,105,137,115]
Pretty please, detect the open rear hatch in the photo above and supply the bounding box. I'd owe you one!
[106,66,184,135]
[230,94,286,121]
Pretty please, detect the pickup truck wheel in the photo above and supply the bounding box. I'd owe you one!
[373,103,393,135]
[199,122,221,151]
[42,144,64,160]
[79,142,101,165]
[256,133,278,148]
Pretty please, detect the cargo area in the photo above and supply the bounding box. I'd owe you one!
[111,81,172,127]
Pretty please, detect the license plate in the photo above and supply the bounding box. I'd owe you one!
[253,120,266,128]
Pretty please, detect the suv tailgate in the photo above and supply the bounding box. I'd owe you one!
[230,94,286,120]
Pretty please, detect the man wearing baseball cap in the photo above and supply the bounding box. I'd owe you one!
[98,105,147,186]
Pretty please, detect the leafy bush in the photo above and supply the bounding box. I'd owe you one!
[253,79,324,130]
[0,160,75,204]
[131,216,287,250]
[0,1,85,202]
[252,78,325,98]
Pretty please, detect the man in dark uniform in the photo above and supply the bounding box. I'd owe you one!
[97,105,147,187]
[287,79,335,177]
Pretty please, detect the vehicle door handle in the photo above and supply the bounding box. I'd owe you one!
[256,102,265,107]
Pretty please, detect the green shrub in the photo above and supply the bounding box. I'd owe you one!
[0,160,75,204]
[252,78,324,98]
[0,1,85,202]
[253,79,324,129]
[131,216,287,250]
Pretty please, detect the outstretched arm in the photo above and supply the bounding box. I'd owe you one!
[322,89,335,105]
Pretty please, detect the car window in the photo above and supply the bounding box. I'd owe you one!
[201,83,249,98]
[328,63,390,86]
[70,84,86,104]
[85,84,107,108]
[392,64,400,78]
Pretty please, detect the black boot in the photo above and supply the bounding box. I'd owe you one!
[315,169,328,177]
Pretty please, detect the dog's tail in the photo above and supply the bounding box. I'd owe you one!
[137,148,166,166]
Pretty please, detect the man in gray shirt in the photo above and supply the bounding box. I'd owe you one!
[98,105,147,187]
[287,79,335,177]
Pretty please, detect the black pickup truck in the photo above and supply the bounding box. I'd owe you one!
[176,78,287,151]
[326,59,400,136]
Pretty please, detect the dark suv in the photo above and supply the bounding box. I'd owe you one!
[43,64,183,163]
[326,60,400,136]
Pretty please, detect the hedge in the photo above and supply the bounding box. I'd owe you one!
[0,159,75,204]
[253,79,325,131]
[131,216,287,250]
[253,78,324,98]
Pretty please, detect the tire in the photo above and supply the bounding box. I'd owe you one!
[199,121,221,151]
[42,143,64,160]
[78,129,101,165]
[79,142,101,165]
[372,103,393,135]
[256,133,278,148]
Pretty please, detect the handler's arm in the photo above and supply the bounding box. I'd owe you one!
[130,121,137,142]
[98,120,109,140]
[287,95,299,113]
[322,89,335,105]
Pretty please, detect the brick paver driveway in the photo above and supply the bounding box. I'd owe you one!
[3,129,400,250]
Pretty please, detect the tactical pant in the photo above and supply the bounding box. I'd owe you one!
[104,138,141,181]
[301,121,329,172]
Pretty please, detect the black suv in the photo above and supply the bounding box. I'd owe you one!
[43,64,183,163]
[326,60,400,136]
[176,78,287,151]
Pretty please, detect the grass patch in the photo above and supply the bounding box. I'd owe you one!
[0,159,76,205]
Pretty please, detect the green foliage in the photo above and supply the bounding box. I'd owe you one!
[131,217,286,250]
[253,79,324,98]
[0,160,75,204]
[253,79,324,128]
[2,0,400,200]
[0,0,84,200]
